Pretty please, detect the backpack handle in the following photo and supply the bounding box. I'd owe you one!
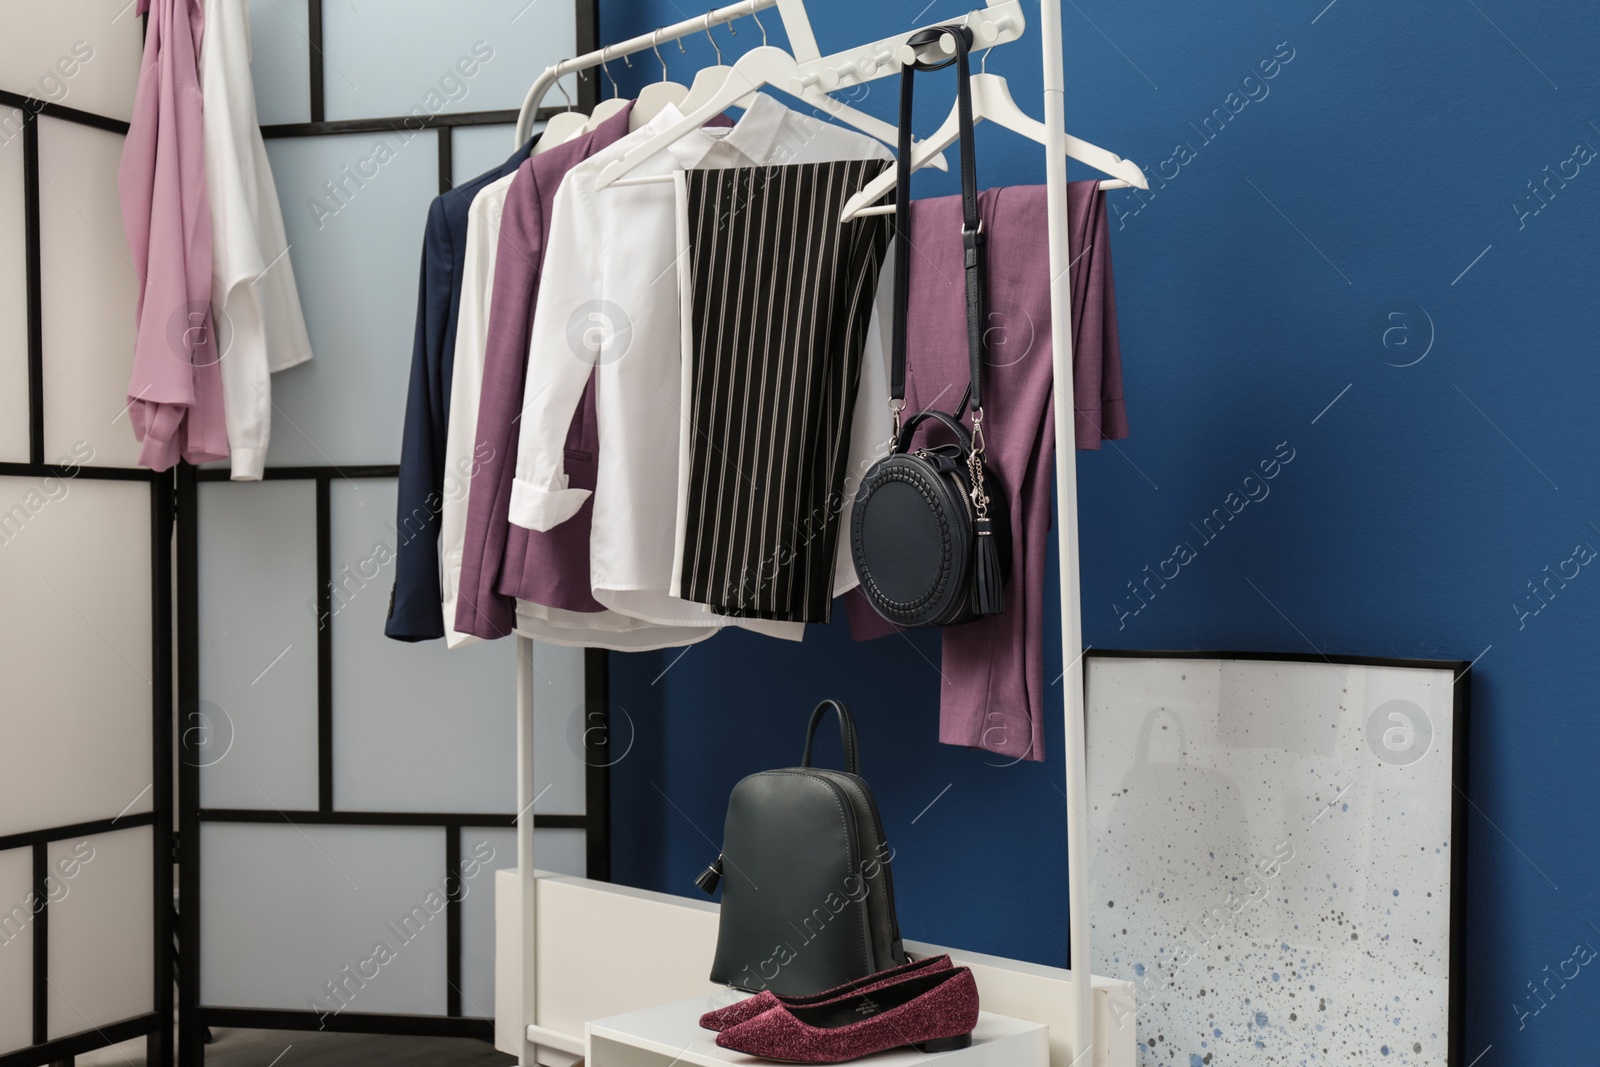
[801,699,861,775]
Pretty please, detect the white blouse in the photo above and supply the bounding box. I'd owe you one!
[440,171,713,652]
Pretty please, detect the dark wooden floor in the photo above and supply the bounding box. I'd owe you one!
[77,1028,517,1067]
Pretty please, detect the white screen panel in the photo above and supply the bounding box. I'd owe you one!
[198,480,320,810]
[455,827,513,1020]
[531,829,585,877]
[0,847,34,1055]
[0,109,27,464]
[37,118,140,469]
[247,0,313,125]
[0,477,151,836]
[457,827,582,1020]
[329,479,518,813]
[261,132,436,467]
[46,828,152,1039]
[531,641,587,814]
[201,823,447,1015]
[451,123,517,188]
[0,3,145,124]
[320,0,575,121]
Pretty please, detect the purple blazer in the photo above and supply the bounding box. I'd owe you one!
[453,106,635,637]
[848,182,1127,762]
[455,106,742,638]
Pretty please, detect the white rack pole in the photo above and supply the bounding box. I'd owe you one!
[512,11,783,1060]
[510,12,780,1060]
[1038,0,1095,1064]
[515,634,539,1066]
[513,0,780,145]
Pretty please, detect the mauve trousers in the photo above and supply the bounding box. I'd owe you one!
[846,182,1127,762]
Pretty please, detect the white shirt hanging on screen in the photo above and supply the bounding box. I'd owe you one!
[198,0,315,480]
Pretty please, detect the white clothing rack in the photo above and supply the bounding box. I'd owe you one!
[508,3,1113,1063]
[513,0,775,146]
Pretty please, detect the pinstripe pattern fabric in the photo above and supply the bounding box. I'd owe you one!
[677,159,893,623]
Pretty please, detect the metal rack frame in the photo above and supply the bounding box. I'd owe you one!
[506,2,1106,1064]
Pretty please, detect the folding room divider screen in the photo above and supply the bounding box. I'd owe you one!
[0,27,173,1062]
[3,3,604,1066]
[171,2,605,1066]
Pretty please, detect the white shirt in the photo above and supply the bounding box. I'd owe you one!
[198,0,314,480]
[509,97,892,633]
[441,173,714,652]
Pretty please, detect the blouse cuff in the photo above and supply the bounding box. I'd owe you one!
[229,447,266,481]
[508,476,591,532]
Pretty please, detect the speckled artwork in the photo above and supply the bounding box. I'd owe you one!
[1084,655,1460,1067]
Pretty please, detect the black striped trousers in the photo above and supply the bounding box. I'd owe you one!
[675,158,892,623]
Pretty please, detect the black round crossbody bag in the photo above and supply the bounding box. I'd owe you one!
[850,25,1011,629]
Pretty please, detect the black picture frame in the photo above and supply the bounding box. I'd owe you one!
[1082,649,1470,1067]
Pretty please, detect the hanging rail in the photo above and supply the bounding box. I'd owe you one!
[512,0,1027,146]
[514,0,779,145]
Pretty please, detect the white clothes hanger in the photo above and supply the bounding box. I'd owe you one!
[630,30,690,130]
[586,97,632,129]
[838,51,1146,220]
[531,77,587,156]
[596,45,946,189]
[583,56,631,131]
[677,15,761,116]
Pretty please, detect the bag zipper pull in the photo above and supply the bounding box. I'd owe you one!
[694,855,724,894]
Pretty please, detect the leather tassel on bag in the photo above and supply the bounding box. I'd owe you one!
[973,516,1005,616]
[695,856,724,894]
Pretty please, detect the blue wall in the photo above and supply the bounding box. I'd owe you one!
[598,1,1600,1061]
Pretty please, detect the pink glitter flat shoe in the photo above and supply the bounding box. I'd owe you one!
[714,966,979,1063]
[699,955,952,1033]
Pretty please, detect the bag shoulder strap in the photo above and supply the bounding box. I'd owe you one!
[801,700,860,775]
[891,24,986,432]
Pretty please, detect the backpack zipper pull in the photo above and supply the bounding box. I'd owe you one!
[694,855,724,894]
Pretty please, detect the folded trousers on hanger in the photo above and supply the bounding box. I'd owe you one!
[846,181,1128,763]
[673,159,894,624]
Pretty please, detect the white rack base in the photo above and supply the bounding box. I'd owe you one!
[494,869,1136,1067]
[586,995,1049,1067]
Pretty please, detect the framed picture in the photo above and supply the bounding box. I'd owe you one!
[1084,651,1469,1066]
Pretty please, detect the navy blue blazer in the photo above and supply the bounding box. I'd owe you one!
[387,141,533,641]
